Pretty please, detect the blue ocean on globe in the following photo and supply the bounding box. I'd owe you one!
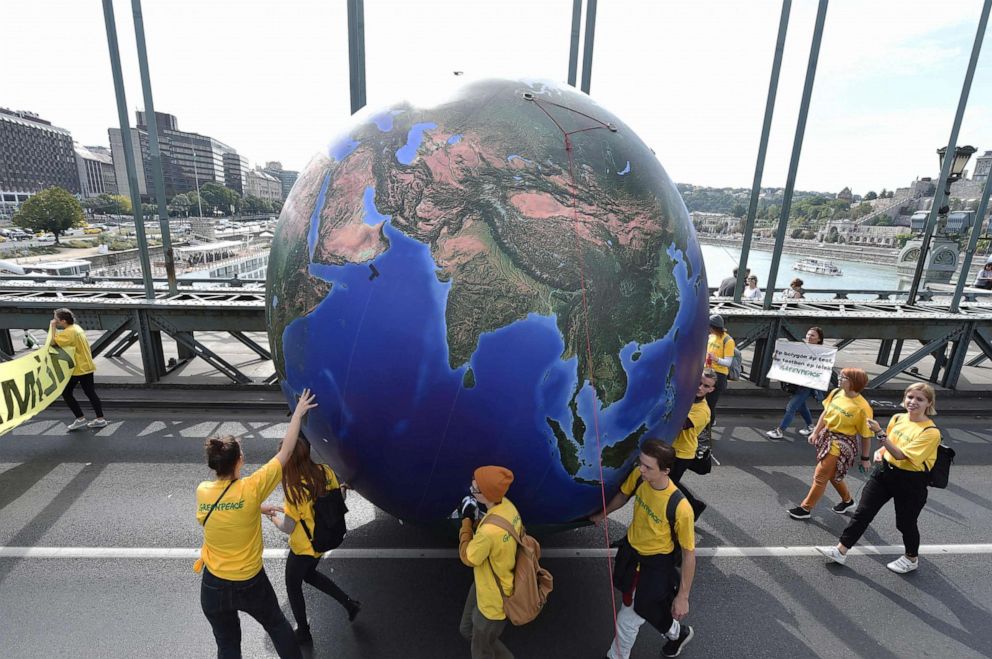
[267,78,710,525]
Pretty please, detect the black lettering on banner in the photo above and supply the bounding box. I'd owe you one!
[47,344,75,382]
[2,373,37,422]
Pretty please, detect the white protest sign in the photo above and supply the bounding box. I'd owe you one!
[767,339,837,391]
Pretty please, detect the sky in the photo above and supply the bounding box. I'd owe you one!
[2,0,991,194]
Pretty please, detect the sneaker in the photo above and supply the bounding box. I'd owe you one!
[87,418,108,429]
[346,599,362,622]
[67,418,88,431]
[817,546,847,566]
[886,555,919,574]
[831,499,855,515]
[662,625,694,657]
[788,505,811,520]
[799,424,816,436]
[765,428,785,439]
[294,626,313,645]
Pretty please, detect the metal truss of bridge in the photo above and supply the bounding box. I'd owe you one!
[2,279,992,390]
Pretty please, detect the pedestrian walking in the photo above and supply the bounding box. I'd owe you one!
[261,437,361,645]
[819,384,942,573]
[741,275,762,301]
[591,440,696,659]
[670,369,716,519]
[788,368,872,520]
[783,277,805,300]
[765,327,825,439]
[701,315,734,447]
[194,388,317,659]
[49,308,107,430]
[457,466,519,658]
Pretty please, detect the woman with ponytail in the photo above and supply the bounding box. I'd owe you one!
[262,437,361,645]
[195,389,317,659]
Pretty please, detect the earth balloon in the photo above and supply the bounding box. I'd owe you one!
[266,78,709,524]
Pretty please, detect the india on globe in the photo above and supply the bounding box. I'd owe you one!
[266,78,709,525]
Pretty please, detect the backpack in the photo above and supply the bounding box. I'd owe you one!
[482,515,554,626]
[724,335,743,381]
[299,468,348,553]
[909,417,953,489]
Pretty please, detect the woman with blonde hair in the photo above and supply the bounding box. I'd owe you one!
[788,368,873,520]
[819,383,941,574]
[262,437,360,645]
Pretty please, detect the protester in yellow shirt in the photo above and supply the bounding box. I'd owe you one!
[820,383,941,574]
[49,308,106,430]
[669,369,716,519]
[195,388,317,659]
[457,466,519,658]
[590,440,696,659]
[789,368,873,520]
[702,315,734,447]
[261,438,360,645]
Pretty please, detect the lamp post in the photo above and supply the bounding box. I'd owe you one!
[899,146,976,304]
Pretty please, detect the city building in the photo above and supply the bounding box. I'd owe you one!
[263,161,299,200]
[223,153,249,195]
[0,107,80,219]
[974,150,992,185]
[74,143,118,197]
[245,168,282,201]
[109,111,245,201]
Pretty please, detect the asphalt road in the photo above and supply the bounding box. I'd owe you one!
[1,409,990,658]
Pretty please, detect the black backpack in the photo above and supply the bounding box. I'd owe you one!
[299,469,349,552]
[898,415,953,489]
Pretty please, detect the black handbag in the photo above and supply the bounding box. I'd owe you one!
[687,447,712,475]
[926,443,955,489]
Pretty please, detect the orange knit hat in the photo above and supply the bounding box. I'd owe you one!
[474,466,514,503]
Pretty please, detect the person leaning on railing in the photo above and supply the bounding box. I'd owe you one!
[974,262,992,290]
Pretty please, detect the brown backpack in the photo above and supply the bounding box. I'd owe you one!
[482,515,554,626]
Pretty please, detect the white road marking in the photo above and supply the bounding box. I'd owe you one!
[1,544,990,560]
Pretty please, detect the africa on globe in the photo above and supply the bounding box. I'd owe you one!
[266,78,709,525]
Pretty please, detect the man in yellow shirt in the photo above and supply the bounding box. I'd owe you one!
[670,369,716,519]
[50,308,107,430]
[590,440,696,659]
[458,466,519,658]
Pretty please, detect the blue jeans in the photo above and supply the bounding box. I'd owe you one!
[778,387,815,430]
[201,567,301,659]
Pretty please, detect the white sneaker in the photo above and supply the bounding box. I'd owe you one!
[765,428,784,439]
[67,418,88,431]
[817,546,847,566]
[87,419,108,429]
[886,555,919,574]
[799,425,816,436]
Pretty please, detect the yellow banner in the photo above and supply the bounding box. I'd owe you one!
[0,332,76,435]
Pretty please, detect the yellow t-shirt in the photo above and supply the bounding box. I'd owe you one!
[196,458,282,581]
[707,333,735,376]
[821,389,873,438]
[52,324,95,376]
[883,414,941,472]
[463,498,522,621]
[283,465,341,558]
[672,401,711,459]
[620,468,695,556]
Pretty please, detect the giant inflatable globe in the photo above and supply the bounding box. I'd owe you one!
[266,78,709,524]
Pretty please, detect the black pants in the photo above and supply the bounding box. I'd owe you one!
[613,540,679,635]
[285,551,351,630]
[839,462,929,556]
[703,372,728,441]
[670,458,705,519]
[200,567,301,659]
[63,372,103,419]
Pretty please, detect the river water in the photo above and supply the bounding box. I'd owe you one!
[699,243,902,296]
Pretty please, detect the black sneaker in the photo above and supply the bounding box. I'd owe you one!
[662,624,694,657]
[295,626,313,645]
[788,506,811,520]
[832,499,855,515]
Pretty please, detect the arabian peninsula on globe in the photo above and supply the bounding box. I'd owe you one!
[266,78,710,525]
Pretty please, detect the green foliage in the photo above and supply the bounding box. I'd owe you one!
[63,239,97,249]
[730,201,747,218]
[895,233,914,248]
[169,193,191,217]
[242,194,277,214]
[12,187,86,243]
[84,193,132,215]
[199,183,241,216]
[864,191,878,201]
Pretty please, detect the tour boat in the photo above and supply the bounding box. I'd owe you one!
[793,257,842,276]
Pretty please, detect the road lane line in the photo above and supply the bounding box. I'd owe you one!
[1,544,990,560]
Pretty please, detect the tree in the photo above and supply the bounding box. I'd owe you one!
[864,191,878,201]
[169,193,191,217]
[242,194,274,214]
[731,201,747,219]
[879,188,888,199]
[199,182,241,216]
[12,187,85,244]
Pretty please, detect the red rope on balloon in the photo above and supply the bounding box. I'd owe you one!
[531,97,621,654]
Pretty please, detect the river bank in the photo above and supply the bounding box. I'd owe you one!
[697,234,898,266]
